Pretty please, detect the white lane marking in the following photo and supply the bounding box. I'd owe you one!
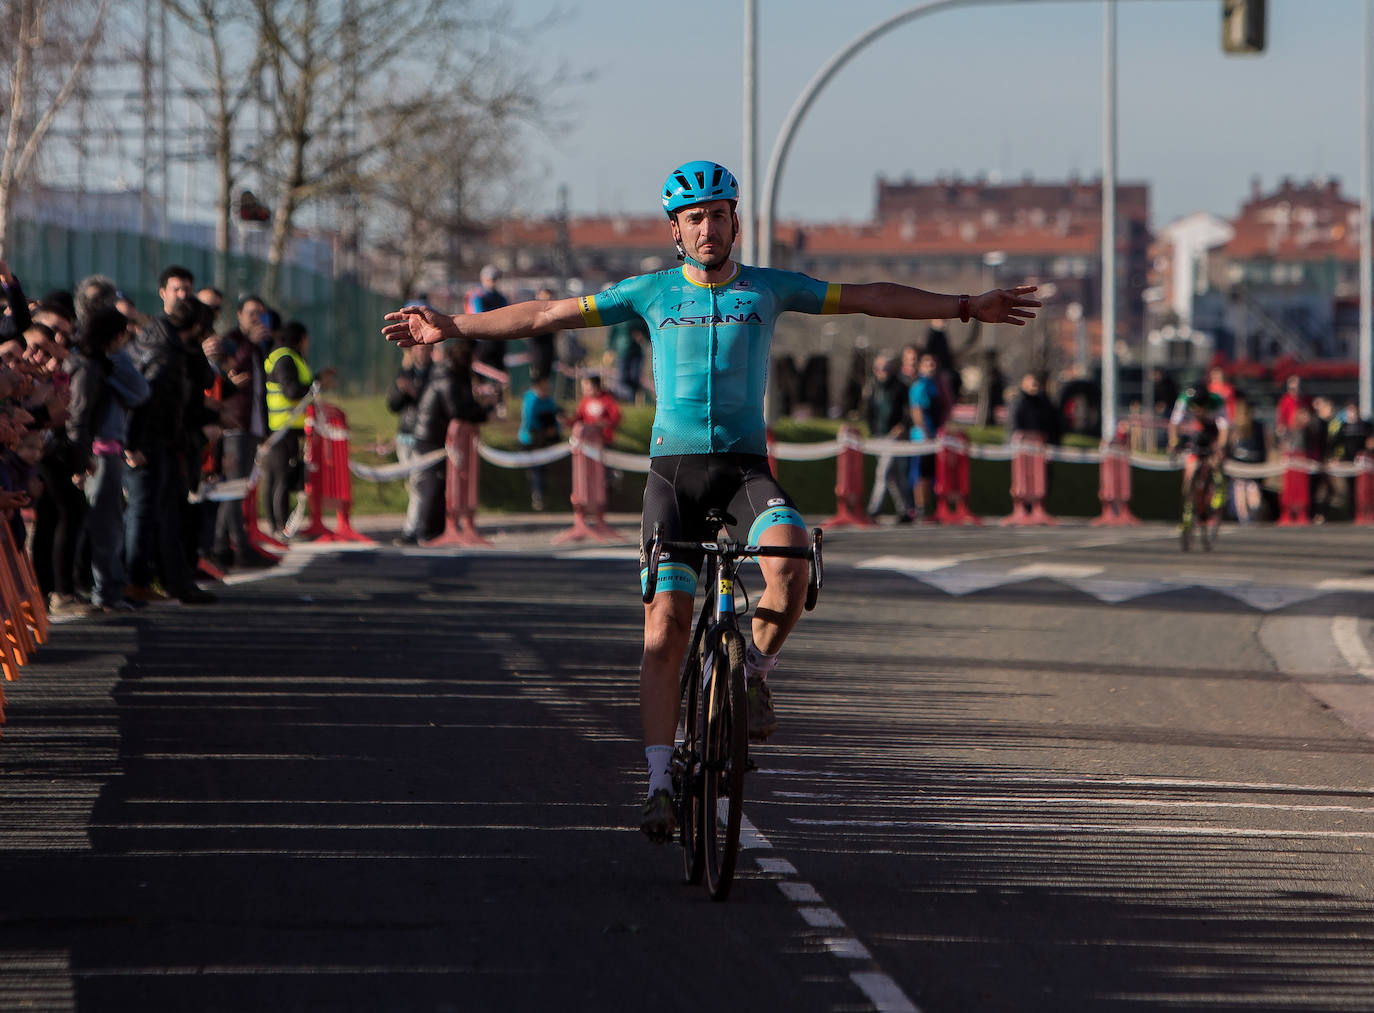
[799,907,846,928]
[855,555,959,573]
[778,881,822,903]
[743,810,919,1009]
[1064,577,1180,603]
[755,856,796,875]
[827,937,873,960]
[1332,615,1374,679]
[737,810,772,849]
[858,554,1374,609]
[851,971,922,1013]
[1216,584,1326,612]
[1319,577,1374,592]
[553,547,639,560]
[916,568,1027,597]
[1009,562,1103,578]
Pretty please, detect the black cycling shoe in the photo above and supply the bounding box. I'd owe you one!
[639,789,677,843]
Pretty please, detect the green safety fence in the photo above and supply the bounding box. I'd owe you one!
[7,219,400,393]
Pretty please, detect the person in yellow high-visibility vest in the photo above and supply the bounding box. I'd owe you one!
[263,320,334,536]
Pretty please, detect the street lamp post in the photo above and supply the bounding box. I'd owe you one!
[1101,0,1119,437]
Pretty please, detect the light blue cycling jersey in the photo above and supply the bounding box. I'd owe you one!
[578,265,842,457]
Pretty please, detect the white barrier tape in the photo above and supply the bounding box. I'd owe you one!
[771,440,846,462]
[349,448,448,482]
[475,442,571,469]
[314,419,350,442]
[339,421,1374,489]
[570,438,653,474]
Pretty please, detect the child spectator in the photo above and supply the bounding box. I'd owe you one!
[572,374,620,449]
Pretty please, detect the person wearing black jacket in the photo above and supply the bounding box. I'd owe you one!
[862,350,914,520]
[66,308,150,612]
[386,344,433,545]
[1010,371,1060,443]
[411,341,491,541]
[124,290,217,604]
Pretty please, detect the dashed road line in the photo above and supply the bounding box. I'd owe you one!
[738,811,921,1011]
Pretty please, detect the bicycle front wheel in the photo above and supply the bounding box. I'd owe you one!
[701,627,748,901]
[678,635,704,886]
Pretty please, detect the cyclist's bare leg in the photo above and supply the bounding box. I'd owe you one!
[640,590,695,748]
[1180,455,1198,517]
[751,523,810,656]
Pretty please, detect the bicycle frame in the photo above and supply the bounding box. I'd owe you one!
[643,514,823,899]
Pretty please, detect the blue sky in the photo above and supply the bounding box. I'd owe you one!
[519,0,1365,228]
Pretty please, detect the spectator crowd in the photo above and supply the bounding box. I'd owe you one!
[385,267,626,543]
[0,258,331,617]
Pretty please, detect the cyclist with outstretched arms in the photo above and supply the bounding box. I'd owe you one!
[1168,386,1229,522]
[383,160,1041,840]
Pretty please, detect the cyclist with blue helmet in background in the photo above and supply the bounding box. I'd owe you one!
[384,159,1040,841]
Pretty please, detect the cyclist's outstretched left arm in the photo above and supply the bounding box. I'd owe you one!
[836,283,1040,327]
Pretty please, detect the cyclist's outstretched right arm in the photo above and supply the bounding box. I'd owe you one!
[383,297,584,348]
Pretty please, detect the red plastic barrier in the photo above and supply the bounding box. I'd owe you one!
[1002,434,1055,526]
[0,519,46,732]
[299,404,373,543]
[242,480,287,555]
[1354,454,1374,526]
[933,428,980,525]
[554,423,620,544]
[1092,431,1140,526]
[426,420,491,547]
[821,426,878,530]
[1276,453,1311,526]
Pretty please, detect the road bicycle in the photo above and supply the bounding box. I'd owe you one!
[642,509,823,901]
[1179,450,1223,552]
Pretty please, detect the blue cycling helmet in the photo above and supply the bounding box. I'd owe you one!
[662,160,739,217]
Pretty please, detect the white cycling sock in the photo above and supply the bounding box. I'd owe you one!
[645,745,674,796]
[745,644,779,681]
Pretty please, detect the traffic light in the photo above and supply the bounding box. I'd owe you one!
[1222,0,1265,54]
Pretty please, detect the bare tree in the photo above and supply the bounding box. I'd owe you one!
[369,97,532,302]
[249,0,550,305]
[160,0,266,289]
[0,0,113,260]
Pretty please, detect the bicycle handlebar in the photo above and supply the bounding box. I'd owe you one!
[642,524,824,610]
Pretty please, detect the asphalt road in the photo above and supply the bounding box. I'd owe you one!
[2,516,1374,1012]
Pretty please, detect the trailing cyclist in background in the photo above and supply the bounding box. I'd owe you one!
[1168,386,1229,550]
[383,159,1041,843]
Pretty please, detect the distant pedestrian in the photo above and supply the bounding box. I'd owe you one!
[386,344,434,545]
[518,370,561,511]
[1226,397,1268,524]
[908,352,946,519]
[863,350,914,521]
[466,265,509,382]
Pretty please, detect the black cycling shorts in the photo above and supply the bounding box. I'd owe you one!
[639,453,807,597]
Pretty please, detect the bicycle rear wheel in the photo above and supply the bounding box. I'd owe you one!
[701,627,748,901]
[678,634,704,885]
